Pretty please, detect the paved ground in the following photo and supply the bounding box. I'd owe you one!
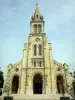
[0,93,73,100]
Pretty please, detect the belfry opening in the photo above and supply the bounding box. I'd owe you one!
[33,74,42,94]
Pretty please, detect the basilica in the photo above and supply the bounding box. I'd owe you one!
[4,4,72,96]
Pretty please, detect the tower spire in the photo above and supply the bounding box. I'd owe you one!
[31,3,44,21]
[36,0,38,5]
[30,3,44,34]
[34,3,40,17]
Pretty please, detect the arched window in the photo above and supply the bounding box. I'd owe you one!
[34,61,36,67]
[39,61,42,67]
[36,15,38,18]
[34,24,37,33]
[39,45,42,55]
[38,24,41,33]
[34,45,37,56]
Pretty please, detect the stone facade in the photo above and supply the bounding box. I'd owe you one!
[4,4,72,95]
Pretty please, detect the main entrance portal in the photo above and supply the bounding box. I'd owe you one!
[33,74,42,94]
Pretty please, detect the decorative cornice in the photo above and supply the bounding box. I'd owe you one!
[13,60,23,68]
[29,33,46,36]
[53,59,63,67]
[30,21,44,24]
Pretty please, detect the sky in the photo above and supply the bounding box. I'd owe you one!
[0,0,75,75]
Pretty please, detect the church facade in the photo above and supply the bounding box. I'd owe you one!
[5,4,72,95]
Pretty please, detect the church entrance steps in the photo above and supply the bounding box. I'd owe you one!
[0,93,73,100]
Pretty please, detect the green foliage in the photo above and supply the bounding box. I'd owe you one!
[4,84,11,96]
[4,71,11,96]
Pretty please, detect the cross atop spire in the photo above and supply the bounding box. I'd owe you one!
[34,4,40,17]
[36,0,38,6]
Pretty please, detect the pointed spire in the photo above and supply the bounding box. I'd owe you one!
[34,4,40,16]
[31,4,44,21]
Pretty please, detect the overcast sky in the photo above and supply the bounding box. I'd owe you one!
[0,0,75,74]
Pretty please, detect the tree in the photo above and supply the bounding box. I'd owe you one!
[0,70,4,96]
[0,70,4,88]
[72,71,75,96]
[4,83,11,97]
[4,70,11,97]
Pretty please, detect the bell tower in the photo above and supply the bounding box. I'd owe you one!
[21,4,52,95]
[30,4,44,34]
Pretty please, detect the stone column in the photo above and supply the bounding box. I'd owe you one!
[20,68,25,94]
[26,73,33,95]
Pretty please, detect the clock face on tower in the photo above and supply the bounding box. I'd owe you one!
[36,38,40,42]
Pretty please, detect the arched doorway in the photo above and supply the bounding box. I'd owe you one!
[57,75,65,94]
[12,75,19,94]
[33,74,42,94]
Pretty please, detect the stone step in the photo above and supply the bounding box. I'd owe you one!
[0,94,73,100]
